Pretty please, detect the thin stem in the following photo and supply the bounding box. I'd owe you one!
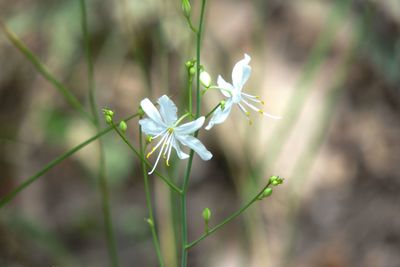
[111,125,182,195]
[205,103,221,119]
[0,113,139,209]
[79,1,119,266]
[186,181,272,249]
[0,20,93,123]
[180,1,207,266]
[139,127,164,267]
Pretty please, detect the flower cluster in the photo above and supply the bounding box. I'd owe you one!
[139,54,279,174]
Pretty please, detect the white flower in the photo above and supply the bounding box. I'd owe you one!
[139,95,212,174]
[205,54,280,130]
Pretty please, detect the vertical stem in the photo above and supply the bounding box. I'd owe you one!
[79,1,119,266]
[139,128,165,267]
[180,1,207,266]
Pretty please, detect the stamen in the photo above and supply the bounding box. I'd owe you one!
[146,131,169,159]
[148,132,171,174]
[242,99,263,113]
[165,136,174,166]
[242,93,265,105]
[238,103,251,121]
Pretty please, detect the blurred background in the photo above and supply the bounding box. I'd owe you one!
[1,0,400,266]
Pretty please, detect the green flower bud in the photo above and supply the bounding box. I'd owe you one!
[102,108,114,117]
[181,0,191,19]
[261,187,273,198]
[105,114,113,125]
[202,208,211,222]
[189,66,196,76]
[119,120,127,132]
[269,175,284,186]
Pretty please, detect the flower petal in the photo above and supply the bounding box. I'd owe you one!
[176,135,212,161]
[171,137,189,159]
[139,118,166,136]
[232,54,251,90]
[140,98,165,126]
[217,75,234,98]
[175,117,205,135]
[205,99,233,130]
[158,95,178,125]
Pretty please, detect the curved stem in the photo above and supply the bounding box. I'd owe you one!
[180,1,207,266]
[0,113,139,209]
[79,1,119,266]
[139,128,165,267]
[185,181,271,249]
[0,20,93,123]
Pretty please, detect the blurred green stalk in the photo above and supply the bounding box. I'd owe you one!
[0,20,93,123]
[79,1,119,266]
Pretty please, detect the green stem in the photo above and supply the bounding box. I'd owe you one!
[185,181,271,249]
[205,103,221,119]
[0,20,93,123]
[180,1,207,266]
[111,125,182,195]
[0,114,139,209]
[79,1,119,266]
[139,128,165,267]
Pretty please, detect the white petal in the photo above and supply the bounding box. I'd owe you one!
[139,118,166,136]
[140,98,165,126]
[232,54,251,90]
[176,135,212,161]
[171,137,189,159]
[205,99,233,130]
[158,95,178,125]
[217,75,234,98]
[175,117,205,135]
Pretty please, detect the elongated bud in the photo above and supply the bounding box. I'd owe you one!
[119,121,127,132]
[181,0,191,19]
[200,71,212,88]
[202,208,211,222]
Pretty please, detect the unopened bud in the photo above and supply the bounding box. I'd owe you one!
[119,121,127,132]
[269,175,284,186]
[202,208,211,222]
[181,0,191,19]
[261,188,273,198]
[105,114,113,125]
[200,71,212,88]
[189,67,196,76]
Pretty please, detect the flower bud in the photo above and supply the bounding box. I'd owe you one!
[261,187,273,198]
[189,66,196,76]
[119,121,127,132]
[202,208,211,222]
[200,71,212,88]
[102,108,114,117]
[105,114,113,125]
[269,175,284,186]
[181,0,191,19]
